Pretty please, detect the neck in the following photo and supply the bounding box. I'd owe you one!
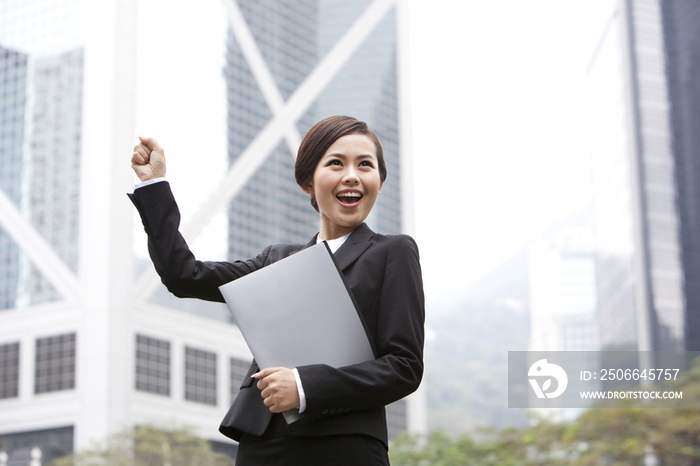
[318,218,358,241]
[319,229,353,241]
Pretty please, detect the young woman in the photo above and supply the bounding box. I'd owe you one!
[129,115,424,465]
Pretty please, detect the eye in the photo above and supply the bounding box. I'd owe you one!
[327,159,342,166]
[360,160,374,168]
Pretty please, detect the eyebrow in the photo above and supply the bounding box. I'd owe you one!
[322,153,375,160]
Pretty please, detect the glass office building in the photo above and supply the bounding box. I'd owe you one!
[528,223,599,352]
[0,46,27,311]
[225,0,403,260]
[23,49,83,307]
[588,0,700,354]
[0,0,95,462]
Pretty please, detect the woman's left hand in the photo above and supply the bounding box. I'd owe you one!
[253,367,300,413]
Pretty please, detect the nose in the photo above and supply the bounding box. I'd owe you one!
[342,167,360,185]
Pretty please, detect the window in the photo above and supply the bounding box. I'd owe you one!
[35,333,76,394]
[135,334,170,396]
[230,357,250,403]
[184,347,216,405]
[0,342,19,399]
[386,398,408,439]
[0,426,74,465]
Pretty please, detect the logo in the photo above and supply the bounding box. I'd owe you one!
[528,359,568,399]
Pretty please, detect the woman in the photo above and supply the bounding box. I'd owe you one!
[129,115,424,465]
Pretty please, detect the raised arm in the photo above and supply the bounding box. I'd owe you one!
[128,136,267,302]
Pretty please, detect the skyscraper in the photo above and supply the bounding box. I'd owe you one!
[224,0,405,261]
[0,0,419,462]
[0,45,27,311]
[23,49,84,307]
[528,220,599,352]
[587,0,700,355]
[0,0,136,460]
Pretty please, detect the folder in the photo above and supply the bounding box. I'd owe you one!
[219,242,375,423]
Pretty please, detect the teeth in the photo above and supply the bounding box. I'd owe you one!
[337,192,361,198]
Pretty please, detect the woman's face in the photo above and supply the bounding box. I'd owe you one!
[303,133,383,240]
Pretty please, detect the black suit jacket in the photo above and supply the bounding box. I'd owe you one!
[129,182,425,448]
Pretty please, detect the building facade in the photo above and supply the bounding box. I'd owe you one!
[0,0,418,463]
[224,0,405,260]
[0,0,138,461]
[528,221,599,352]
[587,0,700,356]
[0,45,27,311]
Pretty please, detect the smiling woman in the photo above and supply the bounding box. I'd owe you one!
[128,115,424,466]
[296,118,386,241]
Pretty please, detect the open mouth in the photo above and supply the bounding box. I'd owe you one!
[337,192,362,205]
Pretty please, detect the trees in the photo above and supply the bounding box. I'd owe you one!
[569,357,700,465]
[390,358,700,465]
[389,423,578,466]
[48,426,232,466]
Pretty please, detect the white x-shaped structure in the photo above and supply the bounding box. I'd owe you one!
[0,0,398,308]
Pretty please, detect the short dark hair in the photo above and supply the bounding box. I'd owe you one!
[295,115,387,212]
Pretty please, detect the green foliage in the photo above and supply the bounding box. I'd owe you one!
[391,358,700,466]
[568,359,700,466]
[389,422,575,466]
[47,425,232,466]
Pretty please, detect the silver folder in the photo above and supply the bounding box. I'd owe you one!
[219,242,375,423]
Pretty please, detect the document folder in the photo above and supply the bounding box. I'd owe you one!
[219,242,375,423]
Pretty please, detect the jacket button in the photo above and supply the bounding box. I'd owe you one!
[322,409,329,414]
[344,407,351,413]
[329,408,336,414]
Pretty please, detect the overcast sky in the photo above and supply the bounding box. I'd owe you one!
[407,0,611,297]
[134,0,613,299]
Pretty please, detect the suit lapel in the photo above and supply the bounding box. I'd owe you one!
[333,223,374,271]
[302,234,318,250]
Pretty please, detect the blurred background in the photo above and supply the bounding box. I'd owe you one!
[1,0,699,464]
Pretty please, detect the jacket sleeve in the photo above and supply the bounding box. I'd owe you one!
[296,235,425,419]
[128,181,270,302]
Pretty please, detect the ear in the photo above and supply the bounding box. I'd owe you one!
[301,180,314,195]
[378,180,384,195]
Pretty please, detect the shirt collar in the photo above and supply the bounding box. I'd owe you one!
[316,232,351,254]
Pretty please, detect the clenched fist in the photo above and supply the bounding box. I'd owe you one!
[131,136,166,181]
